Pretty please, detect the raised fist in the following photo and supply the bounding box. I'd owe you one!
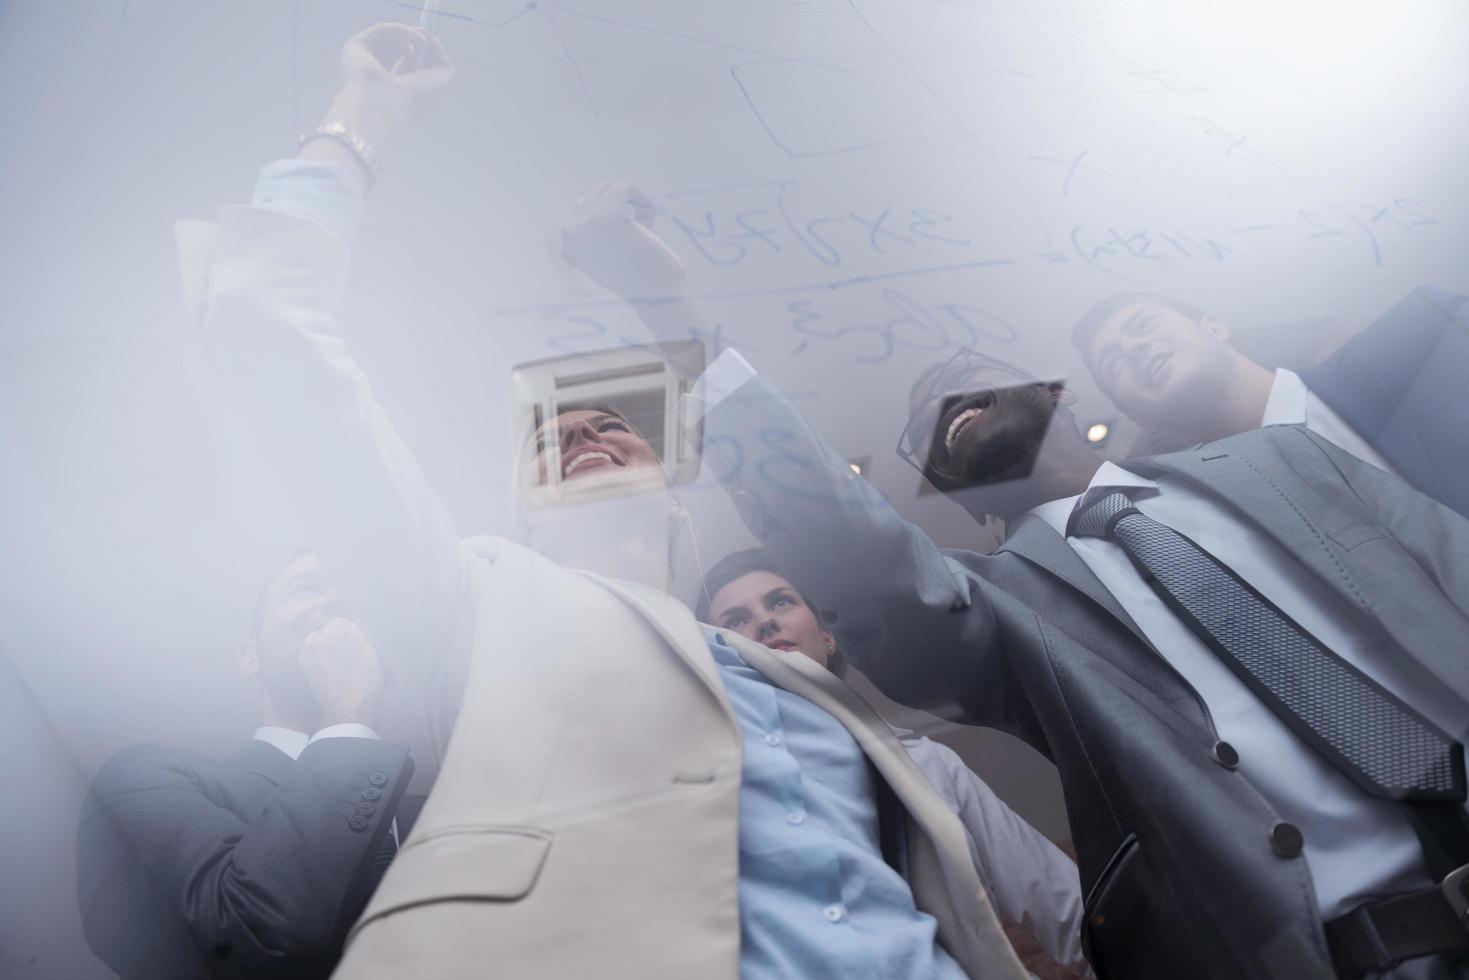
[326,23,454,152]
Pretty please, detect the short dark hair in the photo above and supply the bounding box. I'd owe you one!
[1070,292,1207,367]
[697,548,844,675]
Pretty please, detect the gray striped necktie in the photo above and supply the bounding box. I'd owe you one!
[1069,491,1465,804]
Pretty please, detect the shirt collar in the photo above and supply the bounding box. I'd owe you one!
[253,726,310,761]
[702,626,748,668]
[1025,461,1159,537]
[1260,368,1308,427]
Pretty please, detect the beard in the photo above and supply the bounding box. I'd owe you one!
[926,384,1059,492]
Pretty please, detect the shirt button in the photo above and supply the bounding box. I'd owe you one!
[356,801,376,816]
[1211,741,1240,769]
[822,904,846,923]
[1270,822,1304,858]
[361,786,382,801]
[764,732,783,747]
[348,814,368,831]
[787,810,806,825]
[369,772,388,786]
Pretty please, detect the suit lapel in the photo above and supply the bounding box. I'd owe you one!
[582,572,738,722]
[999,515,1154,649]
[725,633,1027,980]
[1136,429,1469,704]
[1131,435,1349,591]
[997,513,1227,733]
[725,633,902,752]
[1132,432,1386,626]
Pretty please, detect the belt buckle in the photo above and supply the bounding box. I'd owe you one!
[1443,864,1469,931]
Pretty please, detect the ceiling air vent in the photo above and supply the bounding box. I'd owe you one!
[511,341,706,493]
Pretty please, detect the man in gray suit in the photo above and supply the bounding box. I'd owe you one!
[1068,289,1469,518]
[693,349,1469,980]
[560,182,1469,978]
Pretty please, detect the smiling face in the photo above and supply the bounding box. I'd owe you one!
[523,409,664,495]
[708,570,834,669]
[905,356,1067,493]
[1081,300,1238,428]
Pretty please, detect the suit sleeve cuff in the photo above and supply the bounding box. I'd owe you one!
[310,723,381,743]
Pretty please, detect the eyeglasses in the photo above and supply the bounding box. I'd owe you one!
[894,347,1051,477]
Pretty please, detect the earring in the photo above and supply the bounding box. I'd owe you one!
[825,641,835,654]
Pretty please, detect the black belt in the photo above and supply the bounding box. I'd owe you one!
[1326,865,1469,976]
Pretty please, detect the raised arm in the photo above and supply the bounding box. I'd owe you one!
[560,183,1002,716]
[701,369,1000,719]
[559,181,714,362]
[196,25,464,677]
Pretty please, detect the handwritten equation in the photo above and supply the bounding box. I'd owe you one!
[1070,198,1437,281]
[497,184,1443,366]
[666,184,971,269]
[543,285,1018,366]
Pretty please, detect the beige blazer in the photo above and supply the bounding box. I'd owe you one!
[332,543,1025,980]
[181,205,1026,980]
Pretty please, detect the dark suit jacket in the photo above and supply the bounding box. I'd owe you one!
[77,737,415,979]
[706,376,1469,980]
[1301,284,1469,518]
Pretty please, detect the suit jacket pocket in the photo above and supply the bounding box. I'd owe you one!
[1081,832,1151,980]
[350,825,553,939]
[1324,518,1387,551]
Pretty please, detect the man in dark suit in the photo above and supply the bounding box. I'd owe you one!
[77,552,419,979]
[1070,287,1469,517]
[695,351,1469,980]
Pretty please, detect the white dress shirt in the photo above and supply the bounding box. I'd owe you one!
[253,724,399,846]
[1029,462,1469,919]
[253,723,382,759]
[1261,368,1396,474]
